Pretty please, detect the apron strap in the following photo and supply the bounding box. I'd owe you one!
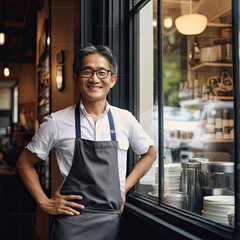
[75,102,81,138]
[107,109,116,141]
[75,102,116,141]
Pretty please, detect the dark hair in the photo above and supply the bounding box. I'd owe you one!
[73,44,118,76]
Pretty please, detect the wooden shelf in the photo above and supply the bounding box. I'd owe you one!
[207,23,232,28]
[189,62,233,71]
[180,96,233,107]
[38,85,49,97]
[169,138,233,144]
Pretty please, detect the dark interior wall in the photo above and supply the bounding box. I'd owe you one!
[80,0,130,110]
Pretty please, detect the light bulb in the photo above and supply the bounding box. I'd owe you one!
[164,17,173,29]
[0,32,5,45]
[4,67,10,77]
[47,36,50,46]
[153,20,157,27]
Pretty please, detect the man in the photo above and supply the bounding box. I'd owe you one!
[17,45,157,240]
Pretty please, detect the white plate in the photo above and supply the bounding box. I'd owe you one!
[164,164,182,172]
[148,191,158,197]
[204,207,234,215]
[164,163,181,168]
[164,183,180,188]
[164,175,181,180]
[202,213,228,222]
[164,187,179,191]
[202,210,228,218]
[203,196,234,204]
[204,205,234,213]
[164,172,181,178]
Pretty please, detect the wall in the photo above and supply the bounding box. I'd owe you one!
[51,0,77,112]
[50,0,77,195]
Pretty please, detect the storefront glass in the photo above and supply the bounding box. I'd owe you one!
[135,0,234,227]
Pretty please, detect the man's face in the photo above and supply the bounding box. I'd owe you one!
[78,53,117,103]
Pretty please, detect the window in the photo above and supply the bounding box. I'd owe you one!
[132,0,235,229]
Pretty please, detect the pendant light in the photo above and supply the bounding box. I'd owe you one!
[0,32,5,45]
[175,0,207,35]
[4,66,10,77]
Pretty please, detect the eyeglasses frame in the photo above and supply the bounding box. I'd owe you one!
[79,68,113,79]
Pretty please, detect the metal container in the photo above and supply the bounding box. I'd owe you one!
[182,162,201,169]
[180,166,201,213]
[200,44,232,63]
[201,162,234,201]
[188,158,209,163]
[201,162,234,173]
[201,186,233,197]
[217,43,232,62]
[164,192,188,210]
[200,46,219,62]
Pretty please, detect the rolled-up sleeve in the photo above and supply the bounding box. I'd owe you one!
[127,113,154,156]
[26,115,58,160]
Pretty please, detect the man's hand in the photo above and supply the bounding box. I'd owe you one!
[41,185,85,216]
[120,194,126,213]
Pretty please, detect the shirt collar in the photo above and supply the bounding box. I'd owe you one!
[79,99,110,117]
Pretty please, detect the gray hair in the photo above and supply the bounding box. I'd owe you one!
[73,44,118,76]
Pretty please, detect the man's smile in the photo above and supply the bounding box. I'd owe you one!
[87,85,103,89]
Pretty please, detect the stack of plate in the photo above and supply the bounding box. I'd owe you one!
[140,164,158,185]
[149,183,158,198]
[202,196,234,225]
[164,163,182,193]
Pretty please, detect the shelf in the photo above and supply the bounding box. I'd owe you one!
[207,23,232,28]
[38,111,50,117]
[189,62,233,71]
[180,96,233,107]
[195,139,234,143]
[38,85,50,97]
[169,138,233,144]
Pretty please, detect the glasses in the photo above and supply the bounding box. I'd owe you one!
[79,68,112,79]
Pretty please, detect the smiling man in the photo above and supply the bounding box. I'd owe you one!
[17,45,157,240]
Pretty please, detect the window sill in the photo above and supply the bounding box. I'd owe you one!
[125,193,237,239]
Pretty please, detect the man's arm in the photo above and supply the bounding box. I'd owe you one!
[17,148,84,215]
[120,145,157,212]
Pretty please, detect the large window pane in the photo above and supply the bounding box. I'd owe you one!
[162,0,234,227]
[134,0,235,228]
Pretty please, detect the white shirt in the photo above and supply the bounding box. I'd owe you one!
[27,101,153,196]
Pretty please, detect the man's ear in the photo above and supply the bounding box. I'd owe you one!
[110,75,117,88]
[73,73,78,82]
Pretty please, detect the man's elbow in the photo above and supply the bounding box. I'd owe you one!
[149,145,157,161]
[16,148,38,170]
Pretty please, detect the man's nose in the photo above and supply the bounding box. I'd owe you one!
[90,71,100,82]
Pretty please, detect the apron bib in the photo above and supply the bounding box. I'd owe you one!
[51,102,122,240]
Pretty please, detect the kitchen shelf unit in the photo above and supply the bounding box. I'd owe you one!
[36,50,51,197]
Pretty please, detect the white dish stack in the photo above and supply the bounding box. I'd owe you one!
[164,163,182,193]
[140,164,158,185]
[148,163,182,197]
[202,196,234,225]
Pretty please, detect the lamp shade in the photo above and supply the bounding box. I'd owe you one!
[175,13,207,35]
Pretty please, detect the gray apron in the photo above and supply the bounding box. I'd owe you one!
[51,102,122,240]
